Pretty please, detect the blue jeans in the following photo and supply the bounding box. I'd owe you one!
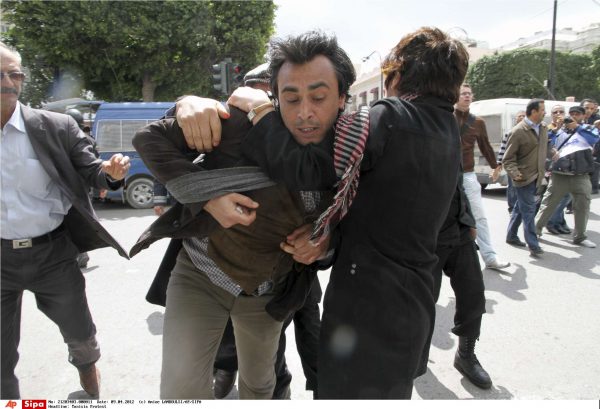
[507,177,517,213]
[507,181,541,250]
[547,194,571,229]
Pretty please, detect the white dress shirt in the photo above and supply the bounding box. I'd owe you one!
[1,103,71,239]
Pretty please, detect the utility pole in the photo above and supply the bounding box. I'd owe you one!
[548,0,558,99]
[362,51,383,99]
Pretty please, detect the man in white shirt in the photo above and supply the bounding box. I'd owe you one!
[1,42,130,399]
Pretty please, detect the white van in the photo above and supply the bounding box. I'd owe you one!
[469,98,580,188]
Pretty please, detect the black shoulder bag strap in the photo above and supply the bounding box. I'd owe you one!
[460,113,476,137]
[555,132,575,153]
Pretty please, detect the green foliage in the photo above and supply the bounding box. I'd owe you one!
[466,48,600,102]
[591,44,600,93]
[211,1,275,73]
[1,0,275,105]
[15,56,55,108]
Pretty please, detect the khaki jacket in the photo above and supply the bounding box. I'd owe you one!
[503,119,548,188]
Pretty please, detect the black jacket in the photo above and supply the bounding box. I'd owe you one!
[240,96,461,398]
[20,104,127,257]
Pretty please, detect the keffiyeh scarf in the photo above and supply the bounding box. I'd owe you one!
[310,105,370,245]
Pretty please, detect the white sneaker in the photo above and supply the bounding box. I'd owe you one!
[486,259,511,270]
[575,239,596,248]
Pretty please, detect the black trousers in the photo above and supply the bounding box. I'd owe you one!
[273,277,321,398]
[433,240,486,338]
[213,320,237,373]
[214,277,322,398]
[591,161,600,191]
[1,232,100,399]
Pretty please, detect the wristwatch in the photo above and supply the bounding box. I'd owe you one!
[247,101,274,122]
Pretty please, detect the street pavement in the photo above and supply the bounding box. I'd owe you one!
[13,188,600,400]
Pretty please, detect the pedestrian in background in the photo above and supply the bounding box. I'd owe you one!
[497,110,525,214]
[535,108,599,249]
[503,99,548,257]
[454,84,510,271]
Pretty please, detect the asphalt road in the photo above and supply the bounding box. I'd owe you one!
[13,188,600,400]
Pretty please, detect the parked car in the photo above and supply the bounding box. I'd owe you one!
[469,98,580,188]
[91,102,174,208]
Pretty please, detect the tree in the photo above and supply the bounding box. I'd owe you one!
[466,48,600,102]
[211,2,275,68]
[591,44,600,94]
[1,0,275,105]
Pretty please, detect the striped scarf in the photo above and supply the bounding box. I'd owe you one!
[310,106,370,245]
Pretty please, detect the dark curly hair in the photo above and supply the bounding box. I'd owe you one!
[267,31,356,106]
[382,27,469,103]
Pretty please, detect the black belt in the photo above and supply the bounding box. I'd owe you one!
[1,223,66,249]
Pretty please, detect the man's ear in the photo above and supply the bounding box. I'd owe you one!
[390,73,401,93]
[383,72,400,97]
[338,94,346,111]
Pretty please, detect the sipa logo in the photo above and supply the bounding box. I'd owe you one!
[5,402,17,409]
[22,401,45,409]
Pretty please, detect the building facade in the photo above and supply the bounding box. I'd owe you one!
[499,23,600,54]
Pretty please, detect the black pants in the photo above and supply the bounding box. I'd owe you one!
[214,277,322,398]
[273,277,321,398]
[1,232,100,399]
[213,320,237,373]
[591,161,600,191]
[433,241,486,338]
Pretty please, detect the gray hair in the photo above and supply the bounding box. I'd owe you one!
[0,41,22,64]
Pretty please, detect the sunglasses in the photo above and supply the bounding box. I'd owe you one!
[0,72,26,81]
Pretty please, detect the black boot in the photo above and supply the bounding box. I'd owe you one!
[454,336,492,389]
[213,369,237,399]
[272,368,292,399]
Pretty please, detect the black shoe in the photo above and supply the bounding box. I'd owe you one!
[272,384,291,400]
[506,238,526,247]
[273,368,292,399]
[556,225,571,234]
[78,364,100,399]
[530,247,544,257]
[454,337,492,389]
[546,225,561,235]
[213,369,236,399]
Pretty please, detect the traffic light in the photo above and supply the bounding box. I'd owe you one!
[224,63,244,93]
[212,59,244,95]
[212,61,228,95]
[231,63,244,85]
